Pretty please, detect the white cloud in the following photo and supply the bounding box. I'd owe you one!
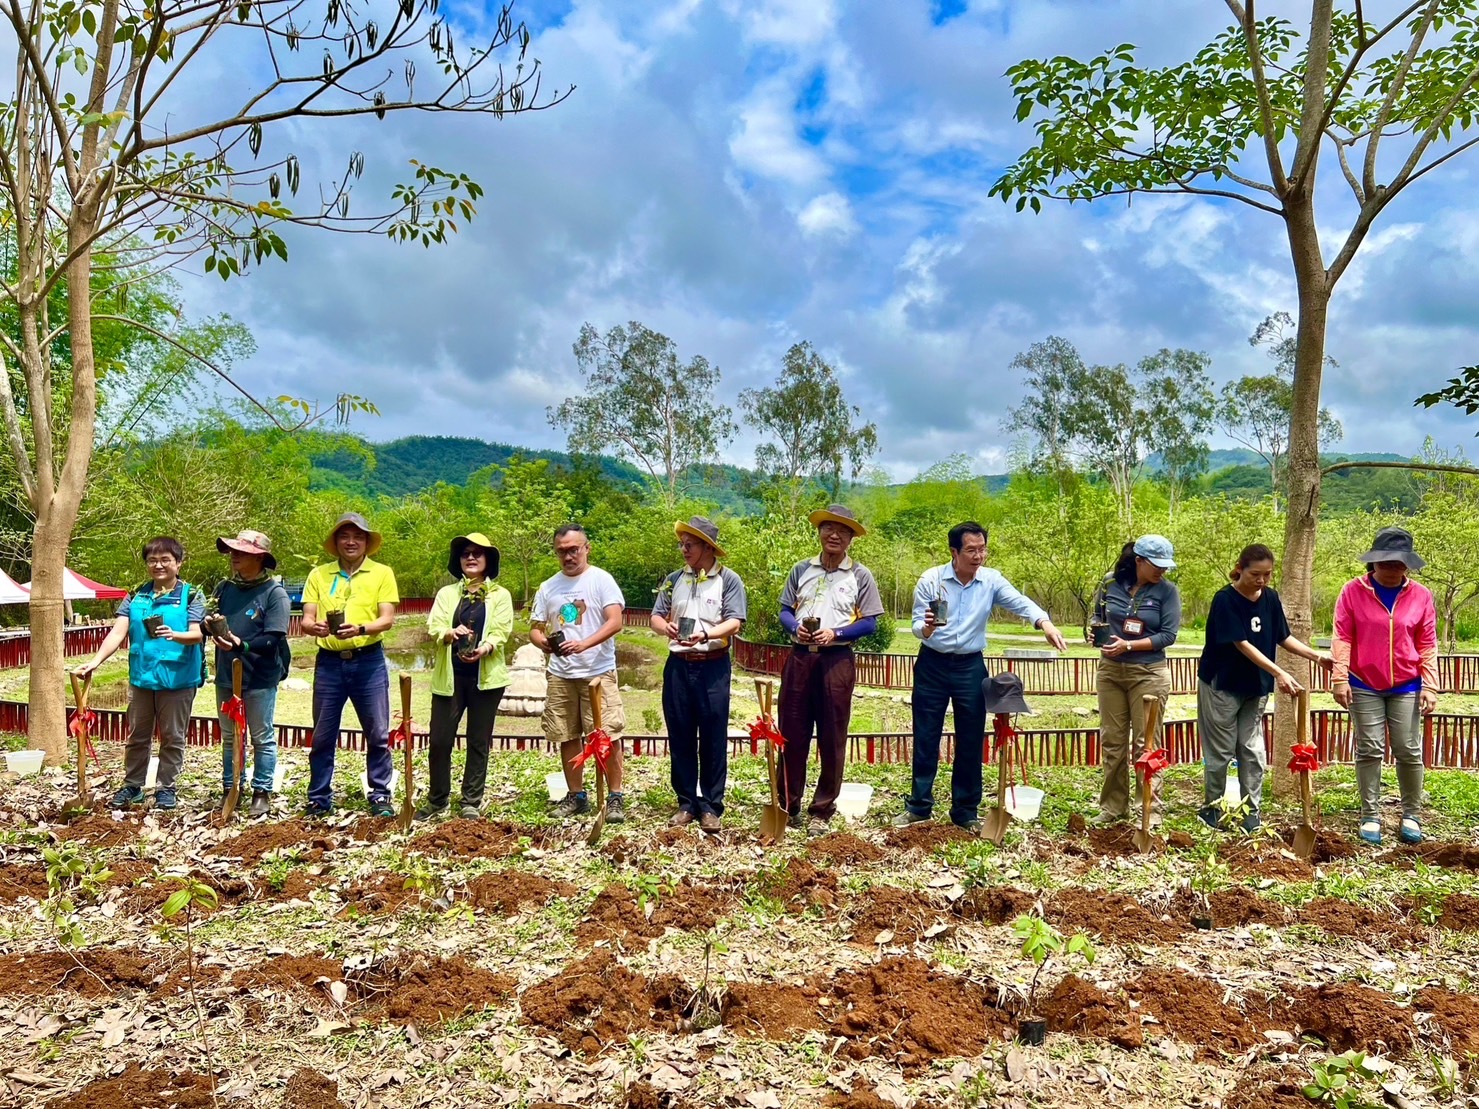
[723,0,838,47]
[729,78,828,187]
[797,192,858,238]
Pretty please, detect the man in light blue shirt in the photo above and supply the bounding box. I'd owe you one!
[896,522,1066,832]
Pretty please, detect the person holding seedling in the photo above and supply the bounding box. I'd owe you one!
[300,513,400,818]
[77,536,205,811]
[651,516,747,833]
[418,532,513,820]
[207,529,292,819]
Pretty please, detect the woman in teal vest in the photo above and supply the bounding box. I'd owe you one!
[77,536,205,810]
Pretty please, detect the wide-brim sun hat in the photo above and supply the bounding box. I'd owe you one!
[217,529,277,571]
[808,503,866,537]
[322,512,383,557]
[674,516,727,559]
[1133,533,1176,570]
[448,532,501,579]
[1358,526,1426,570]
[982,672,1032,715]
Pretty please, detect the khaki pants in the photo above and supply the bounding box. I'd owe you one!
[1096,660,1170,819]
[544,671,625,792]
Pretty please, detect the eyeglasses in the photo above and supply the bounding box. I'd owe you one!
[460,550,485,560]
[555,545,586,558]
[145,557,177,567]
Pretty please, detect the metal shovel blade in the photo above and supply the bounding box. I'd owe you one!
[586,679,608,847]
[760,742,787,843]
[396,673,415,831]
[219,660,247,823]
[980,738,1011,845]
[68,671,92,813]
[1133,696,1163,853]
[1292,771,1317,860]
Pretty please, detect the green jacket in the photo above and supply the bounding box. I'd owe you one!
[426,581,513,696]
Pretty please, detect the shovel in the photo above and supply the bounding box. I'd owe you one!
[397,672,414,832]
[757,679,787,844]
[1292,687,1318,860]
[68,671,93,812]
[586,679,609,847]
[219,659,247,821]
[1133,694,1164,854]
[981,712,1013,845]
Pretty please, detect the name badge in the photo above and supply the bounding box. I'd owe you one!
[1122,617,1145,637]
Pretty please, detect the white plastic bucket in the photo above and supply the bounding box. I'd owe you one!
[1006,785,1045,821]
[144,756,159,789]
[5,750,44,776]
[545,771,568,802]
[273,761,288,793]
[361,768,399,797]
[835,782,873,822]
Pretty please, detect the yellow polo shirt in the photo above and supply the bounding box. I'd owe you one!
[303,557,399,650]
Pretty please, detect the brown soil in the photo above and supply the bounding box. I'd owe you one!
[1208,886,1288,928]
[44,1064,216,1109]
[1046,886,1185,943]
[126,869,316,915]
[1438,892,1479,930]
[0,861,48,902]
[1413,986,1479,1055]
[847,885,948,944]
[881,822,974,854]
[625,1080,690,1109]
[1041,973,1142,1048]
[953,885,1037,925]
[576,880,736,945]
[1388,841,1479,869]
[408,818,547,859]
[1278,826,1356,863]
[209,819,332,864]
[1223,840,1313,882]
[154,960,224,998]
[230,954,347,997]
[823,1081,915,1109]
[1280,982,1416,1053]
[522,950,689,1054]
[721,980,825,1038]
[759,856,840,913]
[467,869,578,915]
[0,949,157,996]
[825,955,1013,1069]
[283,1068,348,1109]
[808,832,886,865]
[1223,1065,1318,1109]
[1074,823,1191,857]
[337,872,425,915]
[1125,968,1265,1056]
[55,811,145,848]
[1298,897,1418,946]
[374,954,517,1025]
[601,835,650,866]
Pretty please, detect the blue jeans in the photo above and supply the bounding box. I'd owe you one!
[905,647,987,826]
[662,653,732,817]
[308,646,391,809]
[219,685,279,793]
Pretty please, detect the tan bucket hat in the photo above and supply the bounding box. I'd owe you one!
[448,532,501,579]
[323,512,383,557]
[808,503,866,537]
[674,516,726,559]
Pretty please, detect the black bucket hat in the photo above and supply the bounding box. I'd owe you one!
[982,672,1032,715]
[448,532,501,579]
[1358,526,1425,571]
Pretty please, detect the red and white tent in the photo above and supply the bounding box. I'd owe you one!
[21,567,129,601]
[0,567,31,605]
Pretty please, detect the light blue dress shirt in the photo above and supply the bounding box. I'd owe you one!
[910,564,1049,656]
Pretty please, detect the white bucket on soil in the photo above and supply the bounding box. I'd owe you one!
[835,782,873,822]
[1006,785,1044,821]
[144,756,159,789]
[361,768,399,797]
[273,761,288,793]
[546,771,569,802]
[5,750,44,776]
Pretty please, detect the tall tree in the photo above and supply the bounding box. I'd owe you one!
[1221,311,1343,513]
[550,321,735,508]
[1004,335,1085,491]
[991,2,1479,790]
[482,457,572,606]
[1,0,566,758]
[739,341,878,511]
[1141,348,1217,517]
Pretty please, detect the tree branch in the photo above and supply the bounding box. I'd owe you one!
[1321,461,1479,477]
[1361,0,1439,199]
[1225,0,1291,194]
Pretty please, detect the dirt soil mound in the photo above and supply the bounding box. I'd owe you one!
[44,1064,216,1109]
[209,819,332,864]
[825,955,1012,1069]
[576,880,736,945]
[881,822,973,854]
[283,1068,348,1109]
[230,954,347,998]
[337,872,425,915]
[1389,841,1479,870]
[1281,982,1416,1053]
[848,885,948,944]
[467,870,578,915]
[0,949,157,997]
[1438,892,1479,930]
[374,954,517,1025]
[1277,826,1356,863]
[1042,973,1142,1048]
[1074,823,1192,856]
[808,832,886,865]
[126,869,316,915]
[522,950,689,1054]
[409,818,547,859]
[1126,968,1265,1056]
[953,885,1037,925]
[721,980,824,1038]
[0,862,49,902]
[1222,840,1313,882]
[54,811,146,848]
[1208,886,1288,928]
[1413,986,1479,1055]
[1298,897,1417,946]
[1222,1065,1317,1109]
[758,857,840,913]
[1047,886,1184,943]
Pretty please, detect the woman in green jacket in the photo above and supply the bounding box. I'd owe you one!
[418,532,514,819]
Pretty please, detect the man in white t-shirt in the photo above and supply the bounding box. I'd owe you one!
[529,523,627,822]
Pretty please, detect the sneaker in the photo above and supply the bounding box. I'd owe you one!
[304,802,332,819]
[893,810,929,827]
[699,811,721,833]
[414,803,448,823]
[111,785,144,808]
[1400,817,1423,845]
[553,792,590,819]
[459,804,481,819]
[1197,808,1223,831]
[669,810,696,827]
[153,787,177,811]
[249,791,271,819]
[1240,811,1262,834]
[955,818,984,836]
[1359,820,1383,846]
[1090,811,1124,826]
[605,792,626,825]
[369,799,396,819]
[807,816,831,837]
[786,811,804,830]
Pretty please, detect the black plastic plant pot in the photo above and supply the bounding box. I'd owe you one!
[1018,1019,1047,1046]
[454,634,475,658]
[325,612,345,634]
[546,630,565,652]
[143,615,165,635]
[1192,914,1214,931]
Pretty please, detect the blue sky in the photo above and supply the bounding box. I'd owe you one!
[180,0,1479,478]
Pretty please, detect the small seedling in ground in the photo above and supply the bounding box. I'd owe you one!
[1302,1050,1382,1108]
[632,872,673,915]
[1011,913,1096,1020]
[42,842,112,947]
[1191,849,1231,912]
[157,876,222,1087]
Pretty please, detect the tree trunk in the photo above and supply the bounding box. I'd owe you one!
[28,507,71,761]
[1271,208,1331,797]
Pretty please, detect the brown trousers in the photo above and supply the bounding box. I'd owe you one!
[778,647,855,820]
[1096,660,1171,819]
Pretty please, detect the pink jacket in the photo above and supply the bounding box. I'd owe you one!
[1331,575,1438,692]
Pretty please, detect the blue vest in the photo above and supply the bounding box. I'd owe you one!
[128,582,204,691]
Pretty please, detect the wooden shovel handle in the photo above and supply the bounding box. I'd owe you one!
[1296,687,1309,747]
[589,679,604,733]
[232,658,243,698]
[399,672,412,720]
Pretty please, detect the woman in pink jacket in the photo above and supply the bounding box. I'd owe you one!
[1330,527,1438,846]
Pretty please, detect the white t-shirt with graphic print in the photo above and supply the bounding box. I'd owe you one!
[531,566,626,680]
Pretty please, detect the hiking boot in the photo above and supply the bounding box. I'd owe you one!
[304,802,332,819]
[699,811,721,833]
[893,810,929,827]
[153,787,177,811]
[1359,819,1383,846]
[249,790,271,819]
[415,803,448,823]
[1090,811,1124,826]
[459,804,481,819]
[786,811,804,830]
[807,815,831,837]
[1400,817,1423,845]
[605,792,626,825]
[956,818,984,836]
[1240,811,1262,834]
[1197,808,1224,831]
[369,798,396,819]
[669,810,696,827]
[553,792,590,819]
[111,785,144,809]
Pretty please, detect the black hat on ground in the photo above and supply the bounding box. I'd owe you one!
[982,672,1032,715]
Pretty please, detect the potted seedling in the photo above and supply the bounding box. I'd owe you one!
[1190,849,1231,930]
[1011,913,1096,1046]
[201,593,228,639]
[325,609,346,636]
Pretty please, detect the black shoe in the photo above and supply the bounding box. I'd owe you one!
[955,818,983,836]
[785,811,804,830]
[893,810,929,827]
[415,804,448,823]
[605,792,626,825]
[111,786,144,808]
[304,802,332,819]
[369,799,396,819]
[459,804,481,819]
[249,791,271,819]
[153,787,177,810]
[553,793,590,819]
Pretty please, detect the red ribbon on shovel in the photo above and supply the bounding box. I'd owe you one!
[68,708,99,763]
[1287,744,1320,774]
[388,720,412,750]
[749,715,786,750]
[220,695,247,738]
[989,715,1030,787]
[1134,746,1170,782]
[571,728,613,771]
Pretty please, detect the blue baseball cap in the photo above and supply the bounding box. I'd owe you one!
[1133,534,1176,570]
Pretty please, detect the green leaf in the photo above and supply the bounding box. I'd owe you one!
[161,889,191,918]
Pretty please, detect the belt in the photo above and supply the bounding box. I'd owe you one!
[677,648,729,662]
[319,643,383,660]
[792,643,853,654]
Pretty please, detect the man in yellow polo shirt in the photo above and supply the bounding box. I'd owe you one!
[300,513,399,817]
